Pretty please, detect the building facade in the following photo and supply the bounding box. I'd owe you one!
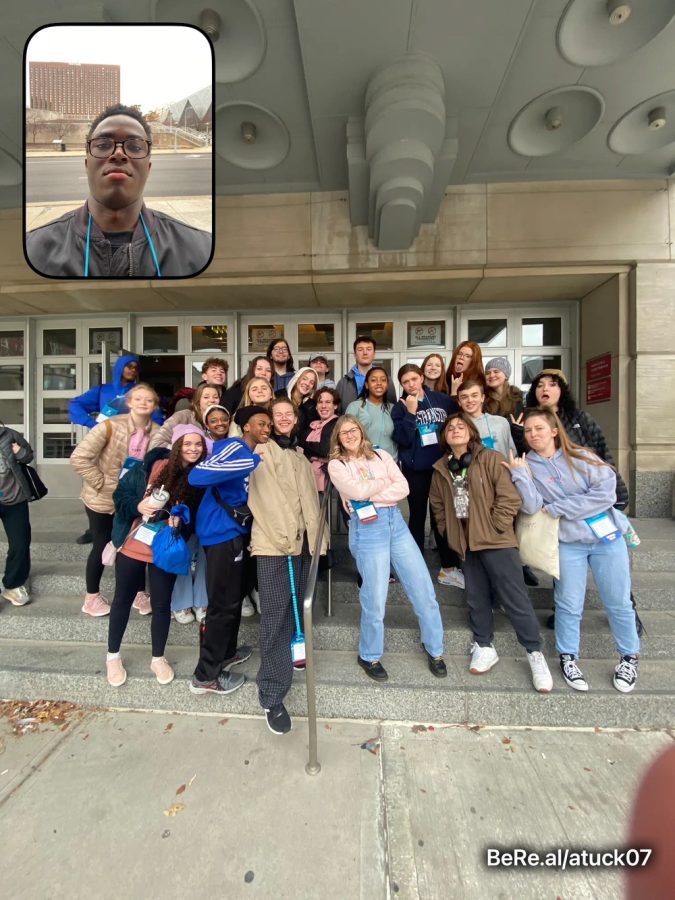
[29,61,120,117]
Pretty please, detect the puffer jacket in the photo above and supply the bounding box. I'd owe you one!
[247,439,326,557]
[429,442,522,559]
[0,427,35,504]
[148,408,205,450]
[69,414,159,514]
[557,408,629,510]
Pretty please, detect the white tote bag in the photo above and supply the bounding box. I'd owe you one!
[515,510,560,580]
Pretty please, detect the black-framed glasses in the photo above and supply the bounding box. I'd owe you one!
[86,138,152,159]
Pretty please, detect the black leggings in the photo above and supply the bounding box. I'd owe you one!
[108,553,176,656]
[401,465,461,569]
[85,507,114,594]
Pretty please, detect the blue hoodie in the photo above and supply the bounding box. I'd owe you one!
[509,448,628,545]
[188,437,261,546]
[68,354,163,427]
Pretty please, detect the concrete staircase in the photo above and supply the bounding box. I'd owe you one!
[1,503,674,727]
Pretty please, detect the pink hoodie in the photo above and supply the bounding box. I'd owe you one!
[327,449,409,507]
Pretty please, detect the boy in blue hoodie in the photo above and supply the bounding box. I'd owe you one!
[188,405,272,696]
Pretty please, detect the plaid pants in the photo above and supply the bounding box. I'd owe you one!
[256,542,310,708]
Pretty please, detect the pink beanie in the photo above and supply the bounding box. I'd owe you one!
[171,423,213,455]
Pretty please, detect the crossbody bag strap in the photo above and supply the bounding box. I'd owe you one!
[211,485,238,518]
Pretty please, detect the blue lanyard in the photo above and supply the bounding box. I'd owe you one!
[84,211,161,277]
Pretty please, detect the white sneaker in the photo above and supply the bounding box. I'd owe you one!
[613,655,638,693]
[527,651,553,693]
[469,642,499,674]
[2,584,30,606]
[437,568,465,589]
[193,606,207,624]
[241,596,256,618]
[173,608,195,625]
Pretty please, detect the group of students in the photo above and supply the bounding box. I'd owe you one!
[0,335,641,738]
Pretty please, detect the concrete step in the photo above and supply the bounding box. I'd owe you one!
[14,559,675,611]
[0,595,670,660]
[0,639,672,729]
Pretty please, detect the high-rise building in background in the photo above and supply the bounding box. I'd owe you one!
[29,61,120,116]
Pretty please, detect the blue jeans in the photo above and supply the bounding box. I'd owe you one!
[171,537,207,611]
[554,538,639,658]
[348,505,444,661]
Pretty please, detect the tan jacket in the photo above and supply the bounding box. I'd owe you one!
[429,442,521,559]
[248,439,327,557]
[148,408,201,450]
[70,415,159,514]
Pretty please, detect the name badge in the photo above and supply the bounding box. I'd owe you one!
[585,512,619,543]
[119,456,141,480]
[135,522,163,546]
[481,435,497,450]
[352,499,379,523]
[418,422,438,446]
[96,403,120,424]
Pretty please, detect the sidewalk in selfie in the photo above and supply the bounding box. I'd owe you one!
[0,704,670,900]
[25,196,212,233]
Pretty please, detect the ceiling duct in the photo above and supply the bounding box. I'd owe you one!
[347,54,457,251]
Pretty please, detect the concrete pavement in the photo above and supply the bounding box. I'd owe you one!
[0,704,671,899]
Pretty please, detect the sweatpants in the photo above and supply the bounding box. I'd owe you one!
[401,465,461,568]
[194,535,247,682]
[463,547,542,652]
[108,552,176,656]
[0,501,31,589]
[256,542,310,709]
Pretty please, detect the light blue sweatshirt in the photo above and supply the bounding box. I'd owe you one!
[509,448,627,545]
[345,398,397,460]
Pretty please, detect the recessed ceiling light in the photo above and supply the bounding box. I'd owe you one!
[607,1,631,26]
[648,107,666,130]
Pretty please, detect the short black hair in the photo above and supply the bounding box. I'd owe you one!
[353,335,376,352]
[87,104,152,141]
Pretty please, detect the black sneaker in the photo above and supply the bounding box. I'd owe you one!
[522,565,539,587]
[357,656,388,681]
[265,703,292,735]
[189,671,245,695]
[75,529,93,545]
[425,651,448,679]
[613,655,638,693]
[559,654,588,692]
[546,612,555,630]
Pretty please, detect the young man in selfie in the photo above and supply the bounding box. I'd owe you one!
[25,104,212,278]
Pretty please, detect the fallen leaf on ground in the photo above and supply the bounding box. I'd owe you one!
[501,737,512,745]
[188,774,197,787]
[0,700,84,736]
[218,718,229,726]
[176,784,186,796]
[359,739,380,755]
[411,724,428,733]
[164,723,173,733]
[163,803,185,817]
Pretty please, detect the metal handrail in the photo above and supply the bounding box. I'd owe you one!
[302,482,333,776]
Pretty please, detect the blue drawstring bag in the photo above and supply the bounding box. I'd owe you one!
[151,504,191,575]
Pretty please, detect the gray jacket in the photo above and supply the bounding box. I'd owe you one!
[0,427,35,505]
[335,368,397,413]
[25,203,212,278]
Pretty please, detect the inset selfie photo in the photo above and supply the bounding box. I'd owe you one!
[24,23,214,279]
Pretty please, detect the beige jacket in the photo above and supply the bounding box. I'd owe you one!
[248,439,327,557]
[148,408,202,450]
[70,415,159,514]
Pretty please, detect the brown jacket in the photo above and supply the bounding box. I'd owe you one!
[248,439,327,557]
[69,415,159,514]
[429,442,521,559]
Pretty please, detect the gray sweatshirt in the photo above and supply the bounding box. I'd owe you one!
[509,448,627,545]
[473,413,516,458]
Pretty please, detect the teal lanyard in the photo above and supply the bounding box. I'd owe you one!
[84,211,161,277]
[287,555,304,639]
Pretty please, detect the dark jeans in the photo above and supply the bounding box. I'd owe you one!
[463,547,541,652]
[0,501,31,589]
[194,536,247,682]
[108,552,176,656]
[84,507,114,594]
[401,465,460,568]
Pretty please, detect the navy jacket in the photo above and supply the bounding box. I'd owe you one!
[392,388,457,472]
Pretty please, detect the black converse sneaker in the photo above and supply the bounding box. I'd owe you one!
[613,655,638,693]
[559,654,589,692]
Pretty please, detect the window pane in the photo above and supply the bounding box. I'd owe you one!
[0,330,24,356]
[43,364,77,391]
[407,321,445,348]
[0,365,24,390]
[354,322,394,350]
[521,354,562,385]
[43,433,75,459]
[43,398,71,424]
[248,325,284,354]
[467,319,507,346]
[192,325,228,353]
[89,363,102,387]
[143,325,179,353]
[89,327,123,354]
[43,328,77,356]
[522,318,562,347]
[0,399,24,424]
[297,324,335,352]
[373,357,392,381]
